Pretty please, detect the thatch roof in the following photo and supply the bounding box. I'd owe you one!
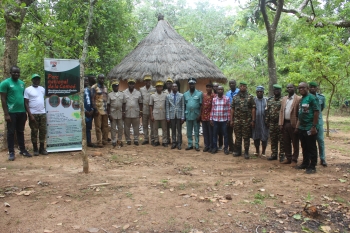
[107,15,227,83]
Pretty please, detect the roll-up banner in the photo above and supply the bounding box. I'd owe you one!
[44,59,82,152]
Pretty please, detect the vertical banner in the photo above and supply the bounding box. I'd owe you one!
[44,59,82,152]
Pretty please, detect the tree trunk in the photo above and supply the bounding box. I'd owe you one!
[260,0,284,95]
[79,0,97,173]
[2,0,35,150]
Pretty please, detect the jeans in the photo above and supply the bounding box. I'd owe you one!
[202,121,213,149]
[213,121,228,150]
[7,112,27,153]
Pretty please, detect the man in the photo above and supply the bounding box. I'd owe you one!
[123,78,142,145]
[183,78,202,151]
[279,84,301,166]
[252,86,268,157]
[83,76,95,148]
[309,81,327,167]
[91,74,109,147]
[87,74,96,87]
[164,78,173,144]
[107,80,124,148]
[166,83,184,150]
[266,84,285,162]
[225,80,239,152]
[150,81,168,147]
[24,74,48,156]
[201,83,215,152]
[0,66,32,160]
[140,75,156,145]
[210,86,231,155]
[295,82,319,174]
[230,81,256,159]
[213,82,223,150]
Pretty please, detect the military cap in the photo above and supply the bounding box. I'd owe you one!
[111,80,119,86]
[155,81,164,87]
[239,81,248,85]
[309,81,318,87]
[128,78,136,83]
[31,74,41,79]
[256,85,264,91]
[166,78,173,83]
[273,84,282,89]
[188,77,196,84]
[143,75,152,81]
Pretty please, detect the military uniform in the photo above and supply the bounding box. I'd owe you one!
[107,90,124,144]
[150,89,168,145]
[123,88,142,143]
[163,87,173,144]
[266,95,285,161]
[140,84,156,143]
[316,93,326,161]
[231,90,256,154]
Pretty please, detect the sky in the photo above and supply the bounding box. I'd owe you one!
[187,0,247,14]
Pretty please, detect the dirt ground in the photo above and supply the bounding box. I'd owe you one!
[0,115,349,233]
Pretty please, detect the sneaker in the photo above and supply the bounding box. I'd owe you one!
[306,167,316,174]
[20,150,32,157]
[8,152,15,161]
[218,146,223,151]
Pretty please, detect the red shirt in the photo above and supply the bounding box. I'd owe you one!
[201,92,215,121]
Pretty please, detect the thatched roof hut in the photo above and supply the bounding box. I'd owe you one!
[107,14,227,92]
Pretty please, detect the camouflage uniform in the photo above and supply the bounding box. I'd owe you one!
[266,96,285,159]
[231,91,256,152]
[29,114,47,144]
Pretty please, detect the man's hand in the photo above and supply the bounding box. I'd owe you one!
[230,121,234,127]
[151,116,154,122]
[4,114,11,122]
[29,115,36,122]
[294,128,299,134]
[210,120,214,126]
[181,119,185,124]
[279,125,283,131]
[139,112,143,118]
[167,119,170,123]
[251,121,255,128]
[108,115,113,123]
[196,116,201,122]
[310,127,317,136]
[94,111,99,117]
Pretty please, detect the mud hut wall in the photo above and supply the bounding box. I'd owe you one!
[179,78,225,94]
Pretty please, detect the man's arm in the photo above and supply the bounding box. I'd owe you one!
[24,98,35,121]
[1,93,11,122]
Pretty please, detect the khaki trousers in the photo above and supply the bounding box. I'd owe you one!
[124,117,139,142]
[153,119,167,143]
[94,113,109,145]
[142,114,154,142]
[110,118,124,143]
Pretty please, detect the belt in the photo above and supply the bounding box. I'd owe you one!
[284,119,291,123]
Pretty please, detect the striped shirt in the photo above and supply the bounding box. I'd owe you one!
[210,95,231,122]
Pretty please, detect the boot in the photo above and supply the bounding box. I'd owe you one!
[268,154,278,161]
[39,143,48,155]
[33,143,39,156]
[244,148,250,159]
[233,147,242,157]
[279,153,285,163]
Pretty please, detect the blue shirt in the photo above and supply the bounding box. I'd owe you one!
[226,88,240,104]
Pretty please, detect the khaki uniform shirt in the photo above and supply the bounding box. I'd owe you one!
[123,89,142,118]
[107,91,124,119]
[140,85,156,115]
[149,92,167,120]
[163,89,172,95]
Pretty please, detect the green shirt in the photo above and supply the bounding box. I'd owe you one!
[298,93,319,130]
[184,89,202,120]
[0,78,26,113]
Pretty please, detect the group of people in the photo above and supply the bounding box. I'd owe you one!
[0,66,48,161]
[85,74,326,174]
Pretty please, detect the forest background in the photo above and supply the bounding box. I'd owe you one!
[1,0,350,110]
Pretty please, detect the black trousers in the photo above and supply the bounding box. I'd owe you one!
[7,112,27,153]
[170,117,182,145]
[299,130,317,168]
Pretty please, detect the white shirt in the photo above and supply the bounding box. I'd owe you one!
[284,94,294,120]
[24,86,46,114]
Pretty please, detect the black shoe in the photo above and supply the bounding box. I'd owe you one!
[279,154,285,162]
[39,148,48,155]
[268,155,278,161]
[296,164,308,170]
[33,149,39,156]
[162,143,168,147]
[20,150,32,157]
[127,141,131,145]
[185,146,193,150]
[142,141,149,145]
[108,138,111,142]
[112,142,117,147]
[203,147,210,152]
[87,143,96,148]
[8,152,15,161]
[195,147,200,151]
[233,149,242,157]
[171,144,177,149]
[177,144,182,150]
[153,142,160,147]
[211,148,217,154]
[224,149,229,155]
[134,141,139,146]
[306,167,316,174]
[244,149,249,159]
[320,159,328,167]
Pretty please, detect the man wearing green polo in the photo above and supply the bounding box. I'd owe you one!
[0,66,32,161]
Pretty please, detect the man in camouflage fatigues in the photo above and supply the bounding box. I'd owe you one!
[230,81,256,159]
[266,84,285,162]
